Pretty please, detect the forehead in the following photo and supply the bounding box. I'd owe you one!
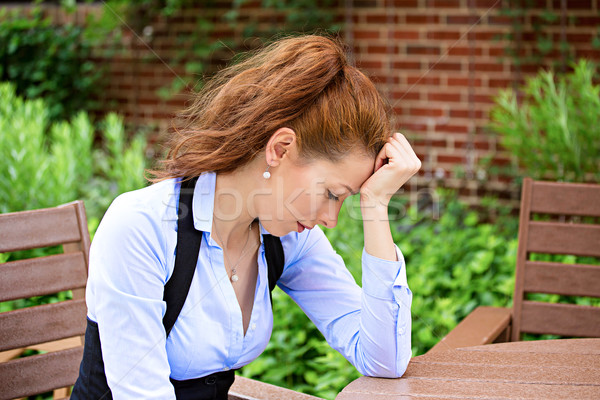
[307,152,374,190]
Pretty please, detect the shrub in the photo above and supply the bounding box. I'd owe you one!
[0,82,148,235]
[0,6,103,122]
[489,59,600,183]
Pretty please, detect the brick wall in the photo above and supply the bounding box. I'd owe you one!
[18,1,600,206]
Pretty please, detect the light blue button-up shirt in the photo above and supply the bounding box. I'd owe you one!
[86,171,412,398]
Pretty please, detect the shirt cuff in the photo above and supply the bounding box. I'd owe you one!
[361,245,409,301]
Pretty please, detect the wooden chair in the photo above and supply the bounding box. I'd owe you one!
[429,177,600,353]
[0,201,90,399]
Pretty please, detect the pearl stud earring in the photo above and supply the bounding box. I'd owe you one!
[263,164,271,179]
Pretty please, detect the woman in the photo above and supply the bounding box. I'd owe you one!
[72,35,420,399]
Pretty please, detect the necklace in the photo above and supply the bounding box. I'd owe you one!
[212,219,259,283]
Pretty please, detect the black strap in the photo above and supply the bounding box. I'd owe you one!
[263,234,285,306]
[163,177,202,336]
[163,176,286,337]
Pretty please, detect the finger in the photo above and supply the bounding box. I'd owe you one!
[391,133,421,172]
[373,142,390,172]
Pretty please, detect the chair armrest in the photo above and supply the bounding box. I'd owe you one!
[427,306,512,354]
[229,376,324,400]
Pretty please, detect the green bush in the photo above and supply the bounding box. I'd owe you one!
[0,6,103,122]
[0,82,148,237]
[489,59,600,183]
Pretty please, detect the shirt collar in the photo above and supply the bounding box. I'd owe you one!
[191,171,216,232]
[191,171,266,244]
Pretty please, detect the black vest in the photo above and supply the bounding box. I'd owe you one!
[71,177,285,399]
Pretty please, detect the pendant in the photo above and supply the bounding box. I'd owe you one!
[231,274,239,282]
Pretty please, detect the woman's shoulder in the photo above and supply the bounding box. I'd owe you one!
[109,179,178,217]
[277,225,333,267]
[98,179,179,240]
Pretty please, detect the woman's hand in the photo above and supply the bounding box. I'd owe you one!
[360,132,421,208]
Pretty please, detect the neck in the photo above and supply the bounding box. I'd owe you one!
[212,160,263,249]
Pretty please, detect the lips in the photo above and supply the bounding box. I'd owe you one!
[297,222,312,232]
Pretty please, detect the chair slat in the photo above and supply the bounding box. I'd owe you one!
[0,204,81,253]
[0,299,87,352]
[523,261,600,297]
[0,346,83,400]
[527,221,600,257]
[520,301,600,337]
[0,252,87,302]
[530,181,600,217]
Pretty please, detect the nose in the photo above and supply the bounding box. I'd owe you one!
[318,202,341,229]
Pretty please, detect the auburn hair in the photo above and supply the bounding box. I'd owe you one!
[149,34,391,181]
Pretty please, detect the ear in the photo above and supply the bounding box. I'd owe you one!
[265,127,296,167]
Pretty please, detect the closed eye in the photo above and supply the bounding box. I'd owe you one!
[327,190,340,201]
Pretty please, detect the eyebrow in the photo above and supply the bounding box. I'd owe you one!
[343,184,359,195]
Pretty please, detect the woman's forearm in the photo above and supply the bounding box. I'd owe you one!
[361,198,397,262]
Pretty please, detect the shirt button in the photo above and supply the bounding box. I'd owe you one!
[251,323,257,330]
[223,367,230,371]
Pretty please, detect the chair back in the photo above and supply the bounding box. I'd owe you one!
[0,201,90,399]
[511,178,600,341]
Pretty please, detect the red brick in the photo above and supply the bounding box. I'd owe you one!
[414,139,447,147]
[354,0,378,7]
[357,60,384,69]
[474,94,496,104]
[368,45,399,54]
[448,46,484,56]
[489,78,512,88]
[429,61,464,71]
[410,107,445,117]
[450,109,485,119]
[575,48,600,58]
[473,31,504,41]
[400,122,429,131]
[392,106,408,116]
[392,0,419,6]
[366,14,399,24]
[407,45,441,55]
[510,64,544,73]
[570,16,600,27]
[371,75,401,84]
[391,91,422,100]
[436,123,469,133]
[563,33,592,43]
[406,14,440,24]
[490,156,512,167]
[428,92,463,102]
[392,30,420,40]
[455,140,491,150]
[552,0,592,9]
[446,15,481,24]
[487,47,507,57]
[447,77,483,86]
[392,61,422,69]
[427,31,462,40]
[471,62,505,72]
[487,15,512,25]
[473,0,504,8]
[426,0,461,7]
[438,154,464,163]
[406,76,442,85]
[355,30,380,39]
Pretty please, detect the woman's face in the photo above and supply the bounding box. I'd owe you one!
[257,150,375,236]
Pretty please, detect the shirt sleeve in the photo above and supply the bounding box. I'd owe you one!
[276,226,412,378]
[86,194,176,399]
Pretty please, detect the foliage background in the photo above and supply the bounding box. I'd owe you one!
[1,1,599,399]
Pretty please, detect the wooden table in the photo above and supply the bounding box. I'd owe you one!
[336,339,600,399]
